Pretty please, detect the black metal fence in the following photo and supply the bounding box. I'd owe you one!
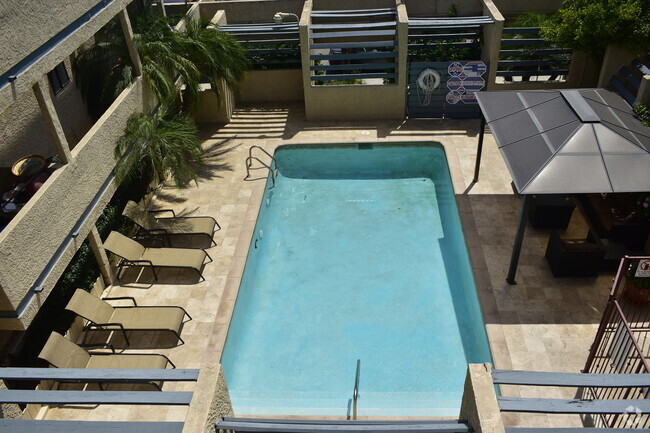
[220,22,301,70]
[497,27,572,82]
[582,256,650,429]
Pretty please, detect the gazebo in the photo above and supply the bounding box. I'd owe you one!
[473,88,650,284]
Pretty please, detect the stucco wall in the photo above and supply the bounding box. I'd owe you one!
[0,57,93,167]
[240,69,304,102]
[305,84,405,120]
[0,78,144,330]
[0,0,100,73]
[0,0,133,115]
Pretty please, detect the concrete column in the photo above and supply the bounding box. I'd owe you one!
[87,226,115,286]
[459,363,505,433]
[481,0,504,91]
[182,364,234,433]
[119,8,143,77]
[396,1,409,88]
[0,381,22,419]
[299,0,313,119]
[32,78,73,163]
[635,76,650,105]
[597,45,636,88]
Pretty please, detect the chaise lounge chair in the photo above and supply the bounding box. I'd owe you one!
[103,231,212,282]
[123,201,220,247]
[65,289,192,346]
[39,332,175,390]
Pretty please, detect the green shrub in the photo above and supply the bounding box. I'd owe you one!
[634,102,650,126]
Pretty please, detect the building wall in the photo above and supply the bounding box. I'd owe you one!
[240,69,304,102]
[0,58,93,167]
[198,0,305,23]
[0,78,145,330]
[0,0,100,73]
[0,0,132,115]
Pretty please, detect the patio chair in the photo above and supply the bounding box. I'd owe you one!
[65,289,192,346]
[544,231,605,277]
[103,231,212,282]
[39,332,175,390]
[123,201,220,247]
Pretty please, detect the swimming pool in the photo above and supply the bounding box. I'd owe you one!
[221,143,492,416]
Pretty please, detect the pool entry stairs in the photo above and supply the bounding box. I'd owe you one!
[216,418,472,433]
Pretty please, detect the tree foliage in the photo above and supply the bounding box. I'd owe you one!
[114,110,204,188]
[541,0,650,62]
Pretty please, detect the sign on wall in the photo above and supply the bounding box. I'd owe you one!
[445,61,486,105]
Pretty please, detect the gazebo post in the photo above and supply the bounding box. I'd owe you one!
[506,194,531,285]
[473,115,486,182]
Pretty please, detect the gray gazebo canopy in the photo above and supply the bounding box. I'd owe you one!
[473,88,650,283]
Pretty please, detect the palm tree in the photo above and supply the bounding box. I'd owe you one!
[176,18,248,107]
[114,110,204,188]
[73,19,134,120]
[75,11,247,115]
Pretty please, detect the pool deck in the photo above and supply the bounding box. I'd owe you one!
[44,103,613,427]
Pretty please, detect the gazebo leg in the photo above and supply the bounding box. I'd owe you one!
[473,115,486,182]
[506,194,531,285]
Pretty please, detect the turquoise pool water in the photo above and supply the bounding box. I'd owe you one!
[221,144,492,416]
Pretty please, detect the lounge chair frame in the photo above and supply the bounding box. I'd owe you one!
[127,204,220,247]
[79,296,192,347]
[115,250,213,283]
[40,335,176,391]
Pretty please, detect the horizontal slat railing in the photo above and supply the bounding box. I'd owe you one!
[311,41,397,49]
[311,63,397,71]
[499,48,572,56]
[310,29,396,39]
[496,69,568,78]
[216,419,472,433]
[223,418,470,425]
[314,73,396,82]
[0,367,200,383]
[0,419,185,433]
[492,370,650,387]
[504,429,649,433]
[311,21,396,30]
[498,397,650,414]
[310,52,397,61]
[0,389,193,405]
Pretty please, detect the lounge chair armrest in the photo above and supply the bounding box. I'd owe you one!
[86,323,130,347]
[149,208,176,217]
[122,259,155,268]
[80,342,116,353]
[111,305,193,323]
[103,296,137,306]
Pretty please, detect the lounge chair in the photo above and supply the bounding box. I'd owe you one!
[66,289,192,346]
[123,201,219,247]
[39,332,174,390]
[103,231,212,282]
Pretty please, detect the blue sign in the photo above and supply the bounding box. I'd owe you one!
[463,61,487,77]
[448,62,464,76]
[446,90,462,104]
[463,76,485,91]
[447,77,463,90]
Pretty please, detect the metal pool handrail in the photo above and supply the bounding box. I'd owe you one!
[245,146,278,187]
[353,359,361,420]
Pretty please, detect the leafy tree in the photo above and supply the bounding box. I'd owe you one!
[114,110,204,188]
[541,0,650,63]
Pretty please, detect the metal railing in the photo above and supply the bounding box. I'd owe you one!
[582,256,650,429]
[352,359,360,420]
[244,146,278,187]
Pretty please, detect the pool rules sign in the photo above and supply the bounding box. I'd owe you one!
[636,259,650,277]
[445,61,486,105]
